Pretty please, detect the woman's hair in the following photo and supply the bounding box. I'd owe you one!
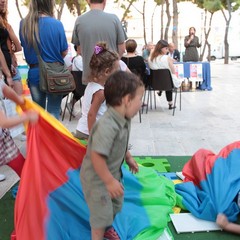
[104,71,144,107]
[90,42,119,80]
[150,40,168,62]
[0,0,9,28]
[125,39,137,53]
[21,0,55,47]
[189,27,196,34]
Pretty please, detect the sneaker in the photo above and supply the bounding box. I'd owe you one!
[103,227,120,240]
[0,174,6,181]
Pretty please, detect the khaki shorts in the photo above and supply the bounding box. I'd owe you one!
[82,184,123,229]
[74,130,88,140]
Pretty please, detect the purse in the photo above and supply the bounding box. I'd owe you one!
[33,41,76,95]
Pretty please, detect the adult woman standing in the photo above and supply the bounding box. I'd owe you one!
[0,0,22,86]
[19,0,68,119]
[183,27,201,62]
[148,40,181,109]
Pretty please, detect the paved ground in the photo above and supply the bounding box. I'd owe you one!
[16,59,240,157]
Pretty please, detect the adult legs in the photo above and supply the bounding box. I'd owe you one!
[47,93,63,120]
[28,82,46,109]
[28,82,62,119]
[165,90,175,109]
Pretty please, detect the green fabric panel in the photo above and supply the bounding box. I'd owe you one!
[131,164,177,240]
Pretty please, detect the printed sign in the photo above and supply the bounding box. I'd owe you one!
[190,64,202,80]
[174,63,184,79]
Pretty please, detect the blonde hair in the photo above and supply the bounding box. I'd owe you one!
[0,0,9,29]
[21,0,55,47]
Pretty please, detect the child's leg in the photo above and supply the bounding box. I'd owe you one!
[91,227,105,240]
[7,153,25,177]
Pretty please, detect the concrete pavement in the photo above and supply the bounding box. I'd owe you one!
[16,59,240,157]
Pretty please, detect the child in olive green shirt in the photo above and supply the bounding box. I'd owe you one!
[80,71,144,240]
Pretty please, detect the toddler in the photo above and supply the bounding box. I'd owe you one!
[80,71,145,240]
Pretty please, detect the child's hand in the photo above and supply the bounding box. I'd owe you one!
[216,213,229,229]
[6,76,14,88]
[106,178,124,199]
[125,152,139,174]
[25,110,39,124]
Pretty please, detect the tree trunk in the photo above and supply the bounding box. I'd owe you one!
[200,11,213,61]
[164,0,171,41]
[74,0,81,16]
[15,0,23,19]
[151,4,158,42]
[172,0,178,47]
[222,0,232,64]
[121,0,136,22]
[160,1,165,39]
[56,0,65,20]
[143,0,147,45]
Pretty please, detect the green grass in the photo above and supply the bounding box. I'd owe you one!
[0,156,239,240]
[166,156,240,240]
[0,189,15,240]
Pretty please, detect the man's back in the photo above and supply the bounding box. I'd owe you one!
[72,9,126,84]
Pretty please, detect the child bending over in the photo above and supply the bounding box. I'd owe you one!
[80,71,145,240]
[74,42,119,140]
[217,213,240,235]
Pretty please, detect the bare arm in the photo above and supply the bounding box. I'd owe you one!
[61,49,68,58]
[87,89,105,132]
[184,35,193,47]
[168,56,175,74]
[118,43,125,58]
[0,109,38,129]
[0,48,13,86]
[7,24,22,52]
[2,84,24,106]
[217,213,240,234]
[91,151,124,199]
[125,150,139,174]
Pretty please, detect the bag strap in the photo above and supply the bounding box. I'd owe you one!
[32,38,42,60]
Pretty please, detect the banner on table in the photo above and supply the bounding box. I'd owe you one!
[190,64,202,80]
[174,63,184,80]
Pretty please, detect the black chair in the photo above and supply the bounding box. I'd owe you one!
[147,69,182,116]
[62,71,86,121]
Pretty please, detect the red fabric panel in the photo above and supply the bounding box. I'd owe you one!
[182,141,240,187]
[14,117,86,240]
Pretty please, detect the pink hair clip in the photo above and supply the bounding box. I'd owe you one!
[94,45,103,55]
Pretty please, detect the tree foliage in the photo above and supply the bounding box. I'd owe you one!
[20,0,87,19]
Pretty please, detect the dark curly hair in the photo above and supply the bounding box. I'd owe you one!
[104,71,144,107]
[89,42,119,80]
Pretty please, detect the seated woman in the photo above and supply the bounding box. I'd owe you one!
[148,40,181,109]
[121,39,146,84]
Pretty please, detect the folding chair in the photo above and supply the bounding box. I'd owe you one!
[148,69,182,116]
[62,71,86,121]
